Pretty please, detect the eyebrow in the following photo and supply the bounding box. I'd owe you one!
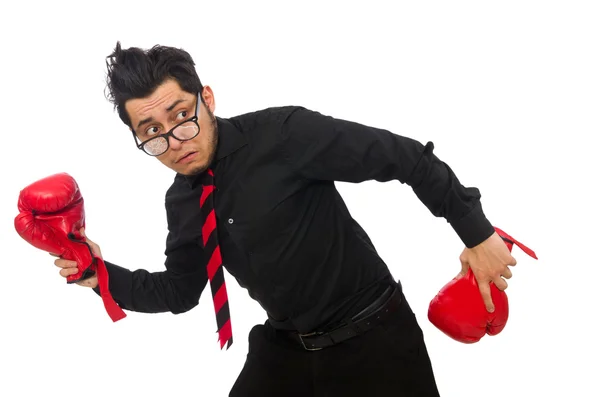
[136,98,188,129]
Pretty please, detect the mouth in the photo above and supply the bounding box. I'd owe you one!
[176,151,198,164]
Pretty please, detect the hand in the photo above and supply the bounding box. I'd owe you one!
[459,231,517,312]
[52,227,99,289]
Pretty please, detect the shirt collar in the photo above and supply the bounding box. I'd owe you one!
[181,116,247,188]
[213,116,247,161]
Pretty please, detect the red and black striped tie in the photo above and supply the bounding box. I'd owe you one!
[200,169,233,350]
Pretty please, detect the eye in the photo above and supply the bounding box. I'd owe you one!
[176,110,188,120]
[145,126,160,136]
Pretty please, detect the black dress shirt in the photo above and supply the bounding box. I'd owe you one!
[98,106,495,334]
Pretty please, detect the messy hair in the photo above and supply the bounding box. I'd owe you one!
[104,41,203,127]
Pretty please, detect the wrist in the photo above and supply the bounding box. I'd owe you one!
[450,204,495,248]
[79,274,98,289]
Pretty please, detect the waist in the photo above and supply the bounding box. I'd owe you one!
[281,280,403,351]
[267,274,395,332]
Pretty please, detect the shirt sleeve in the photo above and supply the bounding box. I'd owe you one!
[93,242,208,314]
[279,106,495,248]
[92,175,211,313]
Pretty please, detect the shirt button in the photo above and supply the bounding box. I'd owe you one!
[228,218,234,224]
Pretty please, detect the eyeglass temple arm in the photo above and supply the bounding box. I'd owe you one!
[130,128,142,149]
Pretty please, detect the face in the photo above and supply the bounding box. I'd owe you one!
[125,79,218,176]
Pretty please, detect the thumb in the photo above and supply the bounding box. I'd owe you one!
[80,227,102,258]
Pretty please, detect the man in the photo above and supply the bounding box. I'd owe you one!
[54,42,517,396]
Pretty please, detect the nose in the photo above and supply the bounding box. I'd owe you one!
[168,134,183,150]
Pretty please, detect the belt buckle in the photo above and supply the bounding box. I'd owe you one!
[298,331,323,351]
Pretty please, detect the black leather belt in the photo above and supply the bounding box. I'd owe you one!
[285,284,402,351]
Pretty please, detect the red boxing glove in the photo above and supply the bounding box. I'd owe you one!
[427,227,537,343]
[14,172,126,322]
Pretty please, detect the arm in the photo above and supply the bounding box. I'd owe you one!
[92,176,210,314]
[93,242,208,314]
[279,107,495,248]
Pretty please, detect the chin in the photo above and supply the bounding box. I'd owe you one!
[177,166,203,176]
[178,161,208,176]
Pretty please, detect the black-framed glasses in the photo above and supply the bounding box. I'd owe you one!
[132,92,202,156]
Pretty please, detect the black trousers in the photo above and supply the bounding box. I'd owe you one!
[229,283,440,396]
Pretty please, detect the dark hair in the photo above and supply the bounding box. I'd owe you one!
[104,41,204,128]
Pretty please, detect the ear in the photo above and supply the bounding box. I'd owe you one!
[201,85,216,113]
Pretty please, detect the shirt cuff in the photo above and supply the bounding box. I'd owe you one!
[450,204,495,248]
[91,260,133,309]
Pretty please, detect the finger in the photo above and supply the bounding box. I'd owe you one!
[49,252,60,258]
[493,276,508,291]
[478,281,495,312]
[502,267,513,279]
[508,256,517,267]
[59,267,79,278]
[54,258,77,268]
[459,254,470,277]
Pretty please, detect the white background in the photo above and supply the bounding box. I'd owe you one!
[1,1,598,396]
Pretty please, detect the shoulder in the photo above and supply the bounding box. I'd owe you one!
[226,105,309,133]
[164,173,198,210]
[165,173,187,199]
